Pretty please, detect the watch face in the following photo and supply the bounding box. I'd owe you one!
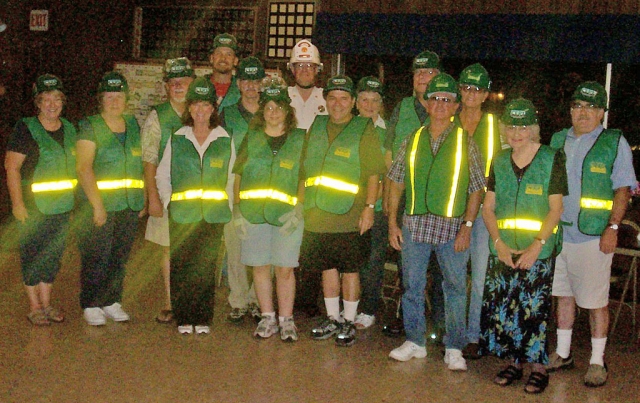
[465,221,473,227]
[610,224,619,230]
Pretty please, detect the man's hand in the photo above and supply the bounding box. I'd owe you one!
[389,223,403,251]
[600,226,618,254]
[359,207,374,235]
[454,225,472,252]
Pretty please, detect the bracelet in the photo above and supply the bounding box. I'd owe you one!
[494,238,500,246]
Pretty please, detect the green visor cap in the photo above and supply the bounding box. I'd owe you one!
[501,98,539,126]
[186,76,218,104]
[33,74,64,96]
[572,81,608,110]
[211,33,238,53]
[413,50,440,71]
[324,75,355,97]
[459,63,491,90]
[98,71,129,93]
[164,57,195,81]
[237,56,266,81]
[425,73,460,101]
[356,76,384,96]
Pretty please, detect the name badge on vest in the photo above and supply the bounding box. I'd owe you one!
[131,148,141,157]
[525,184,543,196]
[279,159,294,170]
[210,159,224,168]
[334,147,351,158]
[590,162,607,174]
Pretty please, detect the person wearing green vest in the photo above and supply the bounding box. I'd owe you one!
[219,56,265,324]
[142,57,195,324]
[5,74,76,326]
[387,74,484,371]
[156,77,234,335]
[205,33,241,110]
[547,82,636,388]
[232,77,305,342]
[303,75,386,347]
[481,98,567,394]
[456,63,505,360]
[76,71,144,326]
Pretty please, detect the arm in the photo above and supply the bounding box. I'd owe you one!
[76,139,107,226]
[141,111,163,217]
[387,179,405,250]
[600,186,631,254]
[4,151,28,222]
[382,150,393,215]
[359,174,379,235]
[454,189,482,252]
[482,191,517,268]
[514,193,563,269]
[233,174,242,205]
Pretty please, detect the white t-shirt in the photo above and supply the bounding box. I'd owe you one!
[288,86,327,130]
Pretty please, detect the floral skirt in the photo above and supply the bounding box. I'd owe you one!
[480,255,554,364]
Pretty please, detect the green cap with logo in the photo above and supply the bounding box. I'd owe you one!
[98,71,129,94]
[33,74,64,96]
[572,81,608,110]
[356,76,384,96]
[163,57,195,81]
[260,76,291,104]
[186,76,218,104]
[413,50,440,71]
[501,98,539,126]
[210,33,238,53]
[459,63,491,91]
[425,73,460,101]
[324,75,355,97]
[236,56,266,81]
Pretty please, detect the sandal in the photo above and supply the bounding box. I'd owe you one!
[43,306,65,323]
[155,309,174,324]
[27,309,50,326]
[493,365,523,386]
[524,371,549,394]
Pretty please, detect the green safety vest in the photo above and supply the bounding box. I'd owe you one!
[304,115,368,215]
[24,117,77,215]
[489,146,558,259]
[86,114,144,212]
[239,128,305,225]
[374,122,388,212]
[169,133,232,224]
[405,124,469,217]
[154,102,183,161]
[392,97,422,159]
[550,128,620,235]
[221,103,251,153]
[465,113,500,178]
[206,74,241,110]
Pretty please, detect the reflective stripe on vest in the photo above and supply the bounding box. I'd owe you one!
[485,114,494,178]
[31,179,77,193]
[497,218,558,233]
[171,189,228,202]
[97,179,144,190]
[580,197,613,210]
[239,189,297,206]
[305,176,359,195]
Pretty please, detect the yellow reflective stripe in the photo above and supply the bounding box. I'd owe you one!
[580,198,613,210]
[485,114,494,178]
[171,189,228,201]
[31,179,77,193]
[497,218,558,233]
[239,189,297,206]
[408,127,425,215]
[96,179,144,190]
[304,176,359,195]
[446,127,464,217]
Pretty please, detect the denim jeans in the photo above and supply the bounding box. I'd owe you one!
[360,211,387,315]
[401,226,469,349]
[467,213,490,343]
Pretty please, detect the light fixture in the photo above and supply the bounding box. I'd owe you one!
[0,20,6,32]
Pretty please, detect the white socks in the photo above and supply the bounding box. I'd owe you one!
[556,328,573,358]
[590,337,607,366]
[324,297,340,321]
[342,300,359,322]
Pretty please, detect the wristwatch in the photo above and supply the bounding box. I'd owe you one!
[534,237,546,245]
[462,220,473,228]
[365,203,375,209]
[608,223,619,230]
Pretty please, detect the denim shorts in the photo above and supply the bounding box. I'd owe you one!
[241,221,303,268]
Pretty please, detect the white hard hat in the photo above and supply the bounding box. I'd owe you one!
[287,39,323,71]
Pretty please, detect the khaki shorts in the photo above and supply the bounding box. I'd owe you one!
[145,210,170,247]
[552,239,612,309]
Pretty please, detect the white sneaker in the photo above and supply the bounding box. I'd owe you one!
[389,341,427,362]
[254,315,279,338]
[83,307,106,326]
[445,348,467,371]
[354,313,375,330]
[102,302,130,322]
[195,325,210,334]
[178,325,193,334]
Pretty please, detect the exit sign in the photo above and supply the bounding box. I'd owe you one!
[30,10,49,31]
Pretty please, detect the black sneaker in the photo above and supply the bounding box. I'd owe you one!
[311,317,341,340]
[335,320,356,347]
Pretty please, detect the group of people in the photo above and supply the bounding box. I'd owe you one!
[6,32,636,395]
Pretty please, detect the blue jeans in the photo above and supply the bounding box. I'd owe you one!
[467,213,490,343]
[360,211,387,315]
[401,227,469,349]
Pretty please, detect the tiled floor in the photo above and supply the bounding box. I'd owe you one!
[0,229,638,403]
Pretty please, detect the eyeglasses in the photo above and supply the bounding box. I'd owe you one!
[570,102,600,110]
[265,105,285,112]
[428,96,455,103]
[293,63,316,70]
[460,85,484,93]
[414,69,438,77]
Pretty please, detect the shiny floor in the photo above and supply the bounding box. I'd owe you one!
[0,230,638,403]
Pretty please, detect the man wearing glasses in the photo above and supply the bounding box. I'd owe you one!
[287,39,327,131]
[548,81,636,387]
[386,74,485,371]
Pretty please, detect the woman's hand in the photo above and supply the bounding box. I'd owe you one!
[514,240,543,270]
[93,205,107,227]
[495,239,517,268]
[359,207,374,235]
[12,204,29,223]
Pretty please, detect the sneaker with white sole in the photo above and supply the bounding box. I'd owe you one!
[83,307,106,326]
[195,325,210,334]
[227,307,247,323]
[389,341,427,361]
[254,315,279,338]
[311,316,341,340]
[280,317,299,342]
[248,303,262,323]
[102,302,130,322]
[354,313,375,330]
[445,348,467,371]
[178,325,193,334]
[335,320,356,347]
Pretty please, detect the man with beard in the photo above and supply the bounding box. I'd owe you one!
[206,33,240,110]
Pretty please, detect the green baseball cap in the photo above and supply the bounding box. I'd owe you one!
[425,73,460,101]
[236,56,266,81]
[501,98,539,126]
[260,78,291,104]
[163,57,195,81]
[186,76,218,104]
[33,74,64,96]
[98,71,129,93]
[324,75,355,97]
[413,50,440,71]
[356,76,384,96]
[210,33,238,53]
[572,81,608,110]
[459,63,491,90]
